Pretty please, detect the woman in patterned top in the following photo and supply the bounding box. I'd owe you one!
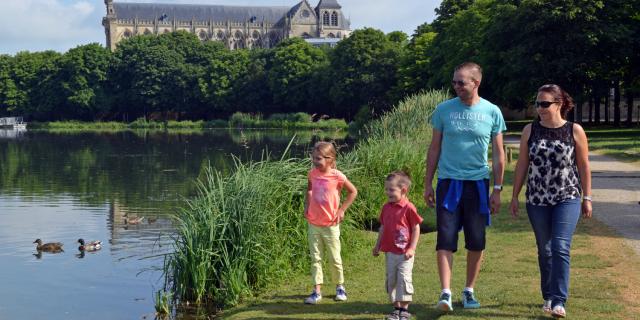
[509,84,592,319]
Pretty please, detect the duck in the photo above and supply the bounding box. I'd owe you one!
[124,216,145,225]
[33,239,63,252]
[77,238,102,251]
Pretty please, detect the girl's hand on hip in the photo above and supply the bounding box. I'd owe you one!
[335,208,345,223]
[372,247,380,257]
[582,200,592,219]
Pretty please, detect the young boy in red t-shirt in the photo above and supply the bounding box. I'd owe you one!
[373,171,423,320]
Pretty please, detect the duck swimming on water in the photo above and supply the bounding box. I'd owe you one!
[77,238,102,251]
[33,239,63,252]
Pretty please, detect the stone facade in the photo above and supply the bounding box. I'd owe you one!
[102,0,351,51]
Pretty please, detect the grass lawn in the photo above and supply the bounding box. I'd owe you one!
[584,126,640,164]
[506,121,640,164]
[218,165,640,320]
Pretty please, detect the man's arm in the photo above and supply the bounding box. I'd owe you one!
[490,133,505,214]
[424,129,442,208]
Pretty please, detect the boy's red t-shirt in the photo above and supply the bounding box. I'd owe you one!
[306,168,347,226]
[379,198,423,254]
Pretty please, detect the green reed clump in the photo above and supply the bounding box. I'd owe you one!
[343,90,449,226]
[167,153,314,306]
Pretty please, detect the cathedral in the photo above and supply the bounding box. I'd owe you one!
[102,0,352,50]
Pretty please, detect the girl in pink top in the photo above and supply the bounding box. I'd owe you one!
[303,141,357,305]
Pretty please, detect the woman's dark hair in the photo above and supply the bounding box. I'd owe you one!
[538,84,574,119]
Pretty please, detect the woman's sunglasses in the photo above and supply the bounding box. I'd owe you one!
[534,101,559,108]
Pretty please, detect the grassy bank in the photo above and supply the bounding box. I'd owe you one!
[220,167,640,319]
[27,112,348,132]
[163,90,448,309]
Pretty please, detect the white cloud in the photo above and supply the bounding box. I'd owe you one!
[0,0,440,54]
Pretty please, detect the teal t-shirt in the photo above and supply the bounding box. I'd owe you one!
[431,97,507,180]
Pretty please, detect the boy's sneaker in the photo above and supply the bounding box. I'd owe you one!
[551,305,566,318]
[304,291,322,304]
[398,310,412,320]
[436,292,453,312]
[335,285,347,301]
[385,309,400,320]
[462,290,480,309]
[542,300,552,314]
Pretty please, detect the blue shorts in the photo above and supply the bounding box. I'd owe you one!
[435,179,489,252]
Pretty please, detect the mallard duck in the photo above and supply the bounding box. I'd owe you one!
[124,216,145,225]
[77,238,102,251]
[33,239,63,252]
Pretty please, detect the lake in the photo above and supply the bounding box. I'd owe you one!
[0,128,350,319]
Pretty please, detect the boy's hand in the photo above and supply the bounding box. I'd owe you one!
[404,248,415,260]
[372,247,380,257]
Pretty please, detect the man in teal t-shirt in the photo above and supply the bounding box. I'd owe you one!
[423,62,506,312]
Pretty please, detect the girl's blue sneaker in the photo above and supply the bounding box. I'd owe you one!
[462,290,480,309]
[436,292,453,311]
[304,291,322,304]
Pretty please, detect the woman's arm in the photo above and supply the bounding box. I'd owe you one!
[573,124,592,218]
[509,124,532,217]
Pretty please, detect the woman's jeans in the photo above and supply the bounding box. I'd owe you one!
[526,198,581,306]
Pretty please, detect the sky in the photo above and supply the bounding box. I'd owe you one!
[0,0,441,55]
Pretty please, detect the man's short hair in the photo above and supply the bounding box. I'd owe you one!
[454,62,482,82]
[386,170,412,189]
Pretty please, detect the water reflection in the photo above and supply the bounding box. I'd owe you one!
[0,129,350,319]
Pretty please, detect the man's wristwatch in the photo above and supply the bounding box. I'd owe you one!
[493,184,503,191]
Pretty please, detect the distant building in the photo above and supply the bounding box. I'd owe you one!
[102,0,351,50]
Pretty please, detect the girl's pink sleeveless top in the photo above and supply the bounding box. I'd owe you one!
[306,168,346,226]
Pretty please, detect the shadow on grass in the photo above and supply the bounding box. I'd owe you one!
[221,299,544,319]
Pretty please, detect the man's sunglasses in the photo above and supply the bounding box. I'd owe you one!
[534,101,559,108]
[451,80,468,87]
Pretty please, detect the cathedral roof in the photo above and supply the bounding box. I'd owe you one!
[113,2,290,24]
[315,0,342,9]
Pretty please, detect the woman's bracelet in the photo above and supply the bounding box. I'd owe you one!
[583,195,593,202]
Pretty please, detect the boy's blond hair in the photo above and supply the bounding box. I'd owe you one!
[385,170,412,189]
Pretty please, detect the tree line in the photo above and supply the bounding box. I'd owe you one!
[0,0,638,126]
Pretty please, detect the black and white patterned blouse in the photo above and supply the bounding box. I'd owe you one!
[526,120,582,206]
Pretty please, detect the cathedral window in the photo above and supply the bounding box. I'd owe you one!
[331,12,338,26]
[252,31,260,39]
[323,12,330,25]
[301,9,310,18]
[143,29,152,35]
[199,30,208,40]
[217,30,225,40]
[301,32,311,39]
[327,33,335,38]
[235,30,243,39]
[123,29,132,38]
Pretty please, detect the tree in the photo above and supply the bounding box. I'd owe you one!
[329,28,403,118]
[266,38,328,113]
[0,55,18,115]
[55,43,111,120]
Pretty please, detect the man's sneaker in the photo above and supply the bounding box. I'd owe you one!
[304,291,322,304]
[385,309,400,320]
[335,285,347,301]
[398,310,412,320]
[551,305,566,318]
[436,292,453,312]
[542,300,552,314]
[462,290,480,309]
